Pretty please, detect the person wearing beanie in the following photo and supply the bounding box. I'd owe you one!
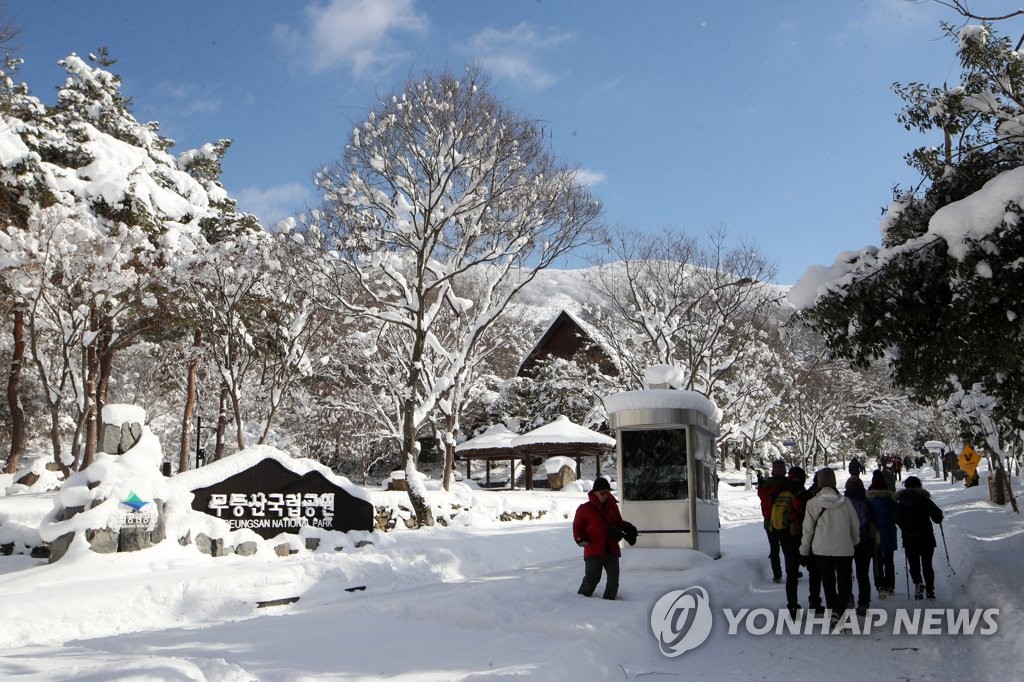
[757,460,791,583]
[880,464,897,493]
[799,467,860,629]
[867,471,898,599]
[573,477,628,600]
[787,466,823,614]
[844,476,875,616]
[895,476,944,600]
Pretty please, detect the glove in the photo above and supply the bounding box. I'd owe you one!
[577,539,587,547]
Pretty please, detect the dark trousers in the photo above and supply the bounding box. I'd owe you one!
[578,555,620,600]
[806,554,822,609]
[816,555,853,615]
[853,542,873,607]
[874,547,895,592]
[905,546,936,590]
[779,534,802,608]
[765,526,782,579]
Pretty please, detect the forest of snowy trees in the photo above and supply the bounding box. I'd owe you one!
[5,11,1022,521]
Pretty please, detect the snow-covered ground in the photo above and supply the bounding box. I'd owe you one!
[0,462,1020,681]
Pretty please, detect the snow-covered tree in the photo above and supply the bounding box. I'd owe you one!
[585,226,782,436]
[794,23,1024,445]
[306,66,602,525]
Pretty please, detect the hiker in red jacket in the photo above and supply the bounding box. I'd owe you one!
[573,477,626,600]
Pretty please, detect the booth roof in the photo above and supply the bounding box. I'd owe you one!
[923,440,947,449]
[510,416,615,448]
[604,389,721,423]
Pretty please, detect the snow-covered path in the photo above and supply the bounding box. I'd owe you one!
[0,467,1018,681]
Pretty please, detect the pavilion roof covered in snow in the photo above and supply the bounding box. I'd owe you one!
[455,416,616,490]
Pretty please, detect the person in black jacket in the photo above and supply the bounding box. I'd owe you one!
[757,460,789,583]
[895,476,944,600]
[792,467,823,615]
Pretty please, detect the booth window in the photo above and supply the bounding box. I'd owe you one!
[620,428,688,501]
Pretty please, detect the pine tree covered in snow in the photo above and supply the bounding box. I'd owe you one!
[794,23,1024,463]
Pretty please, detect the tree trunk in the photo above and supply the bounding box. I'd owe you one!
[214,381,229,460]
[3,306,26,475]
[179,327,202,472]
[93,326,114,457]
[80,307,99,469]
[405,452,435,528]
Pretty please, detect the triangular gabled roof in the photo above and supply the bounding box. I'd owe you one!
[515,309,618,377]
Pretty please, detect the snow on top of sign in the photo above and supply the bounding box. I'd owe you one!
[456,424,518,452]
[172,444,371,503]
[924,440,947,449]
[101,403,146,426]
[604,389,722,423]
[510,416,615,447]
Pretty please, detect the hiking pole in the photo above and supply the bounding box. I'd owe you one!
[939,521,969,595]
[939,521,951,567]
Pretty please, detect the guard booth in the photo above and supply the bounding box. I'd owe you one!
[605,387,721,558]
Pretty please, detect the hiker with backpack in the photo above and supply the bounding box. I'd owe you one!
[772,466,809,618]
[573,477,634,600]
[895,476,944,600]
[844,476,876,616]
[757,460,789,583]
[866,471,898,599]
[793,467,823,615]
[799,468,860,629]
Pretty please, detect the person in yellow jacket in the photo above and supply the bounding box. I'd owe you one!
[958,444,980,488]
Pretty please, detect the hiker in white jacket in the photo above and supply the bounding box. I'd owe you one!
[799,467,860,625]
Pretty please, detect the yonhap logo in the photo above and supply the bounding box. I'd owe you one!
[650,585,998,653]
[650,586,713,657]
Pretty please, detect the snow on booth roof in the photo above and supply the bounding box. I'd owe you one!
[602,364,722,423]
[455,424,518,452]
[510,416,615,448]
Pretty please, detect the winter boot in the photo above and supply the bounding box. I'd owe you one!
[878,588,888,600]
[926,588,935,601]
[787,604,800,619]
[914,583,925,601]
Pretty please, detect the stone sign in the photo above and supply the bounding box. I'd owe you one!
[188,457,373,539]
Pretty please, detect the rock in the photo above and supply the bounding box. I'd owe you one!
[14,471,39,488]
[118,526,152,552]
[86,527,118,554]
[47,533,75,563]
[235,541,258,556]
[195,533,225,557]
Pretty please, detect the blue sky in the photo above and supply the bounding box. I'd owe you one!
[8,0,1009,283]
